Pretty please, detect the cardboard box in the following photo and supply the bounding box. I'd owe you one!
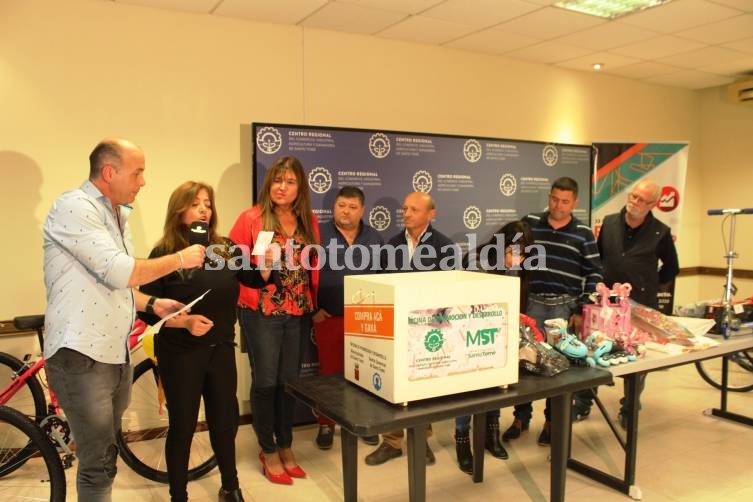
[344,270,519,405]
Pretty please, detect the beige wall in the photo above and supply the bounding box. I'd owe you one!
[1,0,750,321]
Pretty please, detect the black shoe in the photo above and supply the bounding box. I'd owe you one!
[218,487,245,502]
[362,434,379,445]
[537,421,551,446]
[572,406,591,422]
[316,425,334,450]
[425,442,436,466]
[455,430,473,474]
[365,441,402,466]
[485,420,509,459]
[502,419,528,441]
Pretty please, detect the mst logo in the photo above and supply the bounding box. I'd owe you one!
[424,329,444,352]
[369,133,391,158]
[308,167,332,194]
[463,139,482,163]
[466,327,499,346]
[412,170,433,193]
[368,205,391,231]
[256,127,283,155]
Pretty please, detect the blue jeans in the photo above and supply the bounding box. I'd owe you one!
[513,297,577,424]
[455,410,500,433]
[238,308,308,453]
[46,348,132,502]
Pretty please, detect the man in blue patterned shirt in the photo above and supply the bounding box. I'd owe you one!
[43,138,205,502]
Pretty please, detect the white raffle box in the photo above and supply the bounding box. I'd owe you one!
[344,270,519,405]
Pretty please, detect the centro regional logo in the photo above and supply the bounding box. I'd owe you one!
[463,139,482,163]
[499,173,517,196]
[463,206,482,230]
[369,205,391,231]
[412,170,433,192]
[424,329,444,352]
[308,167,332,194]
[369,133,391,158]
[542,144,559,167]
[256,127,282,155]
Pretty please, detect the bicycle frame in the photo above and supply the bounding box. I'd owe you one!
[0,357,61,413]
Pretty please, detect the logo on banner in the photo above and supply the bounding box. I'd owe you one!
[424,329,444,352]
[657,185,680,212]
[308,167,332,194]
[369,205,391,231]
[499,173,517,196]
[463,139,482,163]
[463,206,482,230]
[412,170,433,192]
[256,127,283,155]
[542,144,559,166]
[369,133,391,158]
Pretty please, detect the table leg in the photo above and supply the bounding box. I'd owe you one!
[550,392,572,502]
[407,425,427,502]
[623,373,641,489]
[341,429,358,502]
[471,412,486,482]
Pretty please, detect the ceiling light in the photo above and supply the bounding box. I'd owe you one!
[554,0,672,19]
[593,63,603,71]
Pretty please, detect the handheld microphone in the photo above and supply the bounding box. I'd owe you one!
[707,208,753,216]
[186,221,209,280]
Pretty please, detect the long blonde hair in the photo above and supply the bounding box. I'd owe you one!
[154,181,224,254]
[257,156,318,245]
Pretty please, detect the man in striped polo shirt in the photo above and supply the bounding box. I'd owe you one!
[502,176,603,445]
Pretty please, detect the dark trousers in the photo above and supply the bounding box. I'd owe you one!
[313,316,345,426]
[156,339,240,502]
[238,308,307,453]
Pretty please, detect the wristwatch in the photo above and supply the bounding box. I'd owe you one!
[146,296,157,315]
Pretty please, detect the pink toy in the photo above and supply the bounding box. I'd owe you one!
[582,282,649,356]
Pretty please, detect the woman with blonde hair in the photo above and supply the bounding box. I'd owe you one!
[140,181,265,502]
[229,156,320,485]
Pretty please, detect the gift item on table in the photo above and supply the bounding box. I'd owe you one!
[631,301,697,346]
[518,314,570,377]
[545,318,594,368]
[582,282,650,357]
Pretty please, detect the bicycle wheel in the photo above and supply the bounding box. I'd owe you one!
[695,351,753,392]
[0,352,47,420]
[0,405,66,501]
[117,358,217,483]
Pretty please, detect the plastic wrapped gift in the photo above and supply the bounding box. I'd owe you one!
[582,282,633,341]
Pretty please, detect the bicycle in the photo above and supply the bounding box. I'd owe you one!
[0,404,66,501]
[0,314,217,483]
[694,208,753,392]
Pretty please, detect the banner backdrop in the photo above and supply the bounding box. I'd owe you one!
[252,123,591,421]
[591,142,689,314]
[253,123,593,253]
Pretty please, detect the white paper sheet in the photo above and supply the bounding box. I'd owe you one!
[252,231,274,256]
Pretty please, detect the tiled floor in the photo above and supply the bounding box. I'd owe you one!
[13,363,753,501]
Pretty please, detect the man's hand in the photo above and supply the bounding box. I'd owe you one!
[153,298,186,318]
[180,244,206,269]
[313,309,332,323]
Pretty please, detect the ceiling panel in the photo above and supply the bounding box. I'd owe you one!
[115,0,217,13]
[376,15,476,45]
[445,27,542,54]
[494,7,606,40]
[421,0,541,28]
[611,34,706,59]
[700,56,753,75]
[706,0,753,12]
[723,36,753,54]
[553,21,659,51]
[655,46,753,69]
[602,61,682,79]
[505,40,594,64]
[301,2,406,34]
[675,13,753,44]
[338,0,445,15]
[214,0,327,24]
[617,0,742,33]
[643,69,735,89]
[555,52,641,71]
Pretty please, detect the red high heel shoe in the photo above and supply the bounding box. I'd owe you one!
[259,452,293,485]
[283,463,307,478]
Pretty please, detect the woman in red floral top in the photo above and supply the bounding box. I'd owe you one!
[229,156,319,485]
